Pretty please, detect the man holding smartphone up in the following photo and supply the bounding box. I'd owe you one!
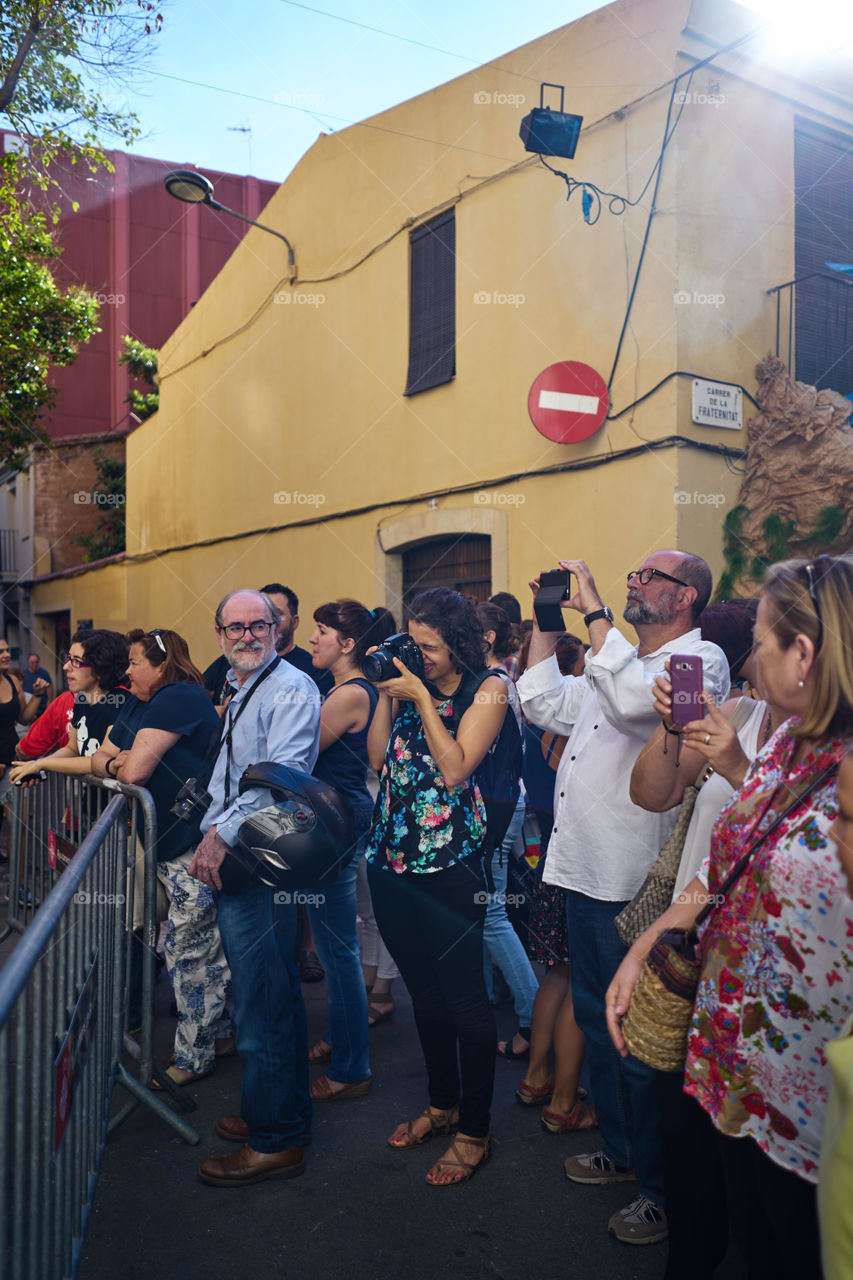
[517,552,729,1246]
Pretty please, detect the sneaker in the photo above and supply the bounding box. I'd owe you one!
[608,1195,669,1245]
[563,1150,635,1184]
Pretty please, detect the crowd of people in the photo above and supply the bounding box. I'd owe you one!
[3,551,852,1277]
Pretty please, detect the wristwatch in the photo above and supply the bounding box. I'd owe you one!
[584,606,614,627]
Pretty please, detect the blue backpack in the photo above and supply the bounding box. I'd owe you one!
[447,668,523,854]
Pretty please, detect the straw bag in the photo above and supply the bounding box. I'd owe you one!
[614,699,756,948]
[621,760,839,1073]
[614,780,703,948]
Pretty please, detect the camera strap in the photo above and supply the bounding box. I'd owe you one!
[213,656,281,809]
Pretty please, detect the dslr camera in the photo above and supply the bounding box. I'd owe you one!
[362,633,426,684]
[170,776,213,824]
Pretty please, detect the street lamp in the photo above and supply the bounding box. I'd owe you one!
[163,169,296,280]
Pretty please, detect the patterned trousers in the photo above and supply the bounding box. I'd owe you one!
[157,850,234,1073]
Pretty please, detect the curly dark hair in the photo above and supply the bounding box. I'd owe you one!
[408,588,487,675]
[71,629,128,691]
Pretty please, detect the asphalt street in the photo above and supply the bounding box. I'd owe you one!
[76,967,748,1280]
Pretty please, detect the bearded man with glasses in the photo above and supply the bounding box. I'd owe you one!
[188,589,321,1186]
[517,551,729,1246]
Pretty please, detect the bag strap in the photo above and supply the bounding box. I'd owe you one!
[694,758,839,929]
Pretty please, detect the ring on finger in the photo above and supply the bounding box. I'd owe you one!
[704,733,711,745]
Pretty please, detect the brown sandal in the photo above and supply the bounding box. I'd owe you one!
[388,1106,458,1149]
[425,1135,491,1186]
[308,1041,332,1065]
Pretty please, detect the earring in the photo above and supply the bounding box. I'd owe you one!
[798,680,804,688]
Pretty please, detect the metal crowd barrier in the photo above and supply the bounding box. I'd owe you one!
[0,774,199,1278]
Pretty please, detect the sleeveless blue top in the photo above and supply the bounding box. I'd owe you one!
[313,677,379,835]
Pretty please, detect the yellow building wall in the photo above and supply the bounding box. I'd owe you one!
[34,0,853,656]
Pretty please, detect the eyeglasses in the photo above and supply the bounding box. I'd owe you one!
[803,559,828,653]
[626,567,688,588]
[218,620,275,640]
[61,652,91,669]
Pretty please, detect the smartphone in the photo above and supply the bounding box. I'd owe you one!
[669,655,704,726]
[534,569,572,632]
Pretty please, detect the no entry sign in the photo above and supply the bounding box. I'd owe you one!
[528,361,609,443]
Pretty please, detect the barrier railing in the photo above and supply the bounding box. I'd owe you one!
[0,776,201,1279]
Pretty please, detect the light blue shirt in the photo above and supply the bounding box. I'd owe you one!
[200,654,321,848]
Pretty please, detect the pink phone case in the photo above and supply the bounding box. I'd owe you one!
[669,655,704,725]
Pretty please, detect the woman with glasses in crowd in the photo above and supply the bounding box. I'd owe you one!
[93,628,226,1087]
[366,588,508,1186]
[9,629,128,784]
[299,600,396,1100]
[607,557,853,1280]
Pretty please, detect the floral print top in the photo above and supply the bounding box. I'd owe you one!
[684,722,853,1183]
[365,693,487,874]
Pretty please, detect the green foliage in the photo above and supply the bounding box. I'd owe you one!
[72,448,126,561]
[717,503,849,597]
[0,154,99,469]
[0,1,163,191]
[715,504,749,600]
[119,335,159,420]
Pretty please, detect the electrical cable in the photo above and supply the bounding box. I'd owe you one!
[606,369,759,419]
[48,434,742,575]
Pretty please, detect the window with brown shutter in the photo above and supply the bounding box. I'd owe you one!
[404,209,456,396]
[402,535,491,613]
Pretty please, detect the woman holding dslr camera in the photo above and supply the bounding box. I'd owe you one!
[366,588,507,1186]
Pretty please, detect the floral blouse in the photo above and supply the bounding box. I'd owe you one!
[684,723,853,1183]
[365,693,487,874]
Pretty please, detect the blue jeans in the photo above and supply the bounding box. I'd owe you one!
[483,800,538,1027]
[216,884,311,1153]
[304,840,370,1084]
[566,889,664,1204]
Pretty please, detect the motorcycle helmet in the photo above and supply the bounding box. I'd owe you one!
[218,762,357,894]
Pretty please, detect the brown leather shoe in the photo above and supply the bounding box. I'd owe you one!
[215,1116,312,1147]
[216,1114,249,1143]
[198,1143,304,1186]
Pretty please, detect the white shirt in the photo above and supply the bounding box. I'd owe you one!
[517,626,730,901]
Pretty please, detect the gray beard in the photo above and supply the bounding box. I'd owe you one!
[623,585,680,627]
[623,598,654,625]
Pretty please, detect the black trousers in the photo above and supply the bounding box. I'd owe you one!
[368,858,496,1138]
[658,1069,822,1280]
[716,1125,822,1280]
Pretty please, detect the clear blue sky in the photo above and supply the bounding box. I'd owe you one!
[119,0,611,180]
[115,0,846,182]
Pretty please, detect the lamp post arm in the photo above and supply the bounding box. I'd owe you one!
[208,198,296,280]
